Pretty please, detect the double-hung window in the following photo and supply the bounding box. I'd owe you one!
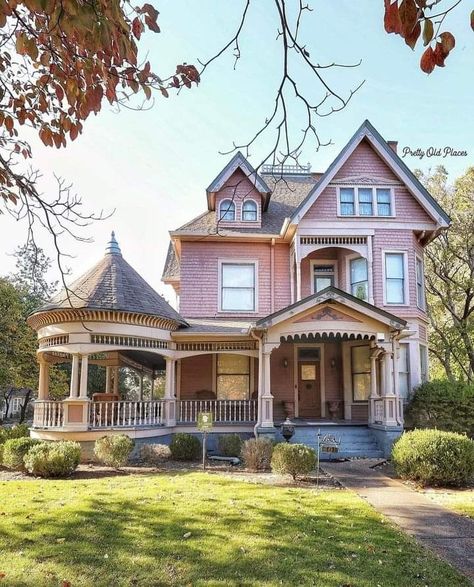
[219,199,235,221]
[376,189,392,216]
[352,345,371,401]
[350,257,368,301]
[416,257,425,309]
[398,344,410,399]
[216,354,250,400]
[242,200,258,221]
[313,264,335,293]
[385,253,405,304]
[340,188,355,215]
[358,188,373,216]
[221,263,256,312]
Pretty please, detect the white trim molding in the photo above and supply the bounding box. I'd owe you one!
[382,250,410,307]
[217,258,259,314]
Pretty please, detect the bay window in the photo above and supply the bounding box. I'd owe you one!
[216,354,250,399]
[416,257,425,309]
[398,344,410,399]
[350,257,368,301]
[221,262,256,312]
[384,252,406,304]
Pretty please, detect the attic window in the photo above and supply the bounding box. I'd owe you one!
[242,200,258,221]
[339,187,394,217]
[219,199,235,221]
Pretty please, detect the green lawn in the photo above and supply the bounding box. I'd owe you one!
[0,472,470,586]
[422,489,474,519]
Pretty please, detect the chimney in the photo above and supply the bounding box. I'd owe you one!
[388,140,398,153]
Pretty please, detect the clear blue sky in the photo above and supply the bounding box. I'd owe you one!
[0,0,472,304]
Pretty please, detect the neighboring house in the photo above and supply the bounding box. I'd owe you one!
[27,120,449,457]
[1,388,32,421]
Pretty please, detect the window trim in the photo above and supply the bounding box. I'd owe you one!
[347,255,369,301]
[218,199,236,221]
[416,255,426,310]
[241,198,259,222]
[310,260,338,294]
[336,186,396,218]
[382,250,409,306]
[218,259,259,314]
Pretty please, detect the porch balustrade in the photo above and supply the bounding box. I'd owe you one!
[90,400,165,428]
[33,401,64,428]
[177,399,258,424]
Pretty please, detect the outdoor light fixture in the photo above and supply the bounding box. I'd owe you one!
[282,358,289,368]
[281,417,295,443]
[330,358,336,368]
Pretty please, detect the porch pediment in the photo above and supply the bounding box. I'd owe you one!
[256,287,406,341]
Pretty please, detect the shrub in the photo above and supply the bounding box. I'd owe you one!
[405,380,474,437]
[139,443,171,465]
[271,443,316,481]
[392,429,474,487]
[2,438,40,470]
[94,434,134,468]
[217,434,243,457]
[241,438,273,472]
[24,441,81,478]
[169,433,201,461]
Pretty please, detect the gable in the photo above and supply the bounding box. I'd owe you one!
[293,306,363,324]
[215,169,263,228]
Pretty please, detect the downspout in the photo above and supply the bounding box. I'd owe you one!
[270,238,275,314]
[251,329,264,437]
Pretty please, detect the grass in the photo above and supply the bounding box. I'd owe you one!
[0,471,470,587]
[422,488,474,519]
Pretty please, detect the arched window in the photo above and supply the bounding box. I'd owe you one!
[242,200,258,222]
[219,199,235,221]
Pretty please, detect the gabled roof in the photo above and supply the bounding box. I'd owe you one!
[290,120,450,227]
[256,286,407,330]
[34,233,187,327]
[206,151,272,211]
[162,242,180,282]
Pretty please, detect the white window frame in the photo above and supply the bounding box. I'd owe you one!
[416,255,426,310]
[336,186,396,218]
[310,259,338,294]
[241,198,259,222]
[346,254,369,301]
[398,343,411,400]
[218,259,258,313]
[218,199,236,221]
[382,250,409,306]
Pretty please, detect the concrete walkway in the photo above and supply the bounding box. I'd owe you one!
[322,460,474,582]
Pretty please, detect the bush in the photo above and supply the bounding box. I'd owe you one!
[392,429,474,487]
[169,433,201,461]
[24,441,81,478]
[94,434,135,468]
[241,438,273,472]
[139,443,171,465]
[271,443,316,481]
[217,434,242,457]
[405,380,474,437]
[2,438,40,470]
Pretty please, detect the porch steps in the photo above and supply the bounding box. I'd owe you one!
[281,425,384,460]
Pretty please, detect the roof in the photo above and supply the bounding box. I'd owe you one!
[172,175,317,237]
[36,233,187,327]
[162,242,180,281]
[291,119,450,226]
[173,318,253,336]
[206,151,271,211]
[256,286,407,330]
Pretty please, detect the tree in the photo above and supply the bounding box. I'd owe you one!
[417,166,474,382]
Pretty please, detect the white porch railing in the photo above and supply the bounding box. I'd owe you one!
[33,401,64,428]
[90,400,165,428]
[177,400,258,423]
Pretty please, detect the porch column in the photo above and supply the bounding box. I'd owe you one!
[260,350,274,428]
[138,373,144,401]
[295,259,302,302]
[69,354,80,398]
[368,347,379,424]
[112,367,119,395]
[151,376,155,400]
[392,337,403,426]
[79,354,89,399]
[37,358,50,400]
[380,345,398,427]
[164,357,176,426]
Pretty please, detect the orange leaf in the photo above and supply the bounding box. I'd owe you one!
[439,31,455,53]
[399,0,418,39]
[404,20,421,49]
[384,0,403,35]
[132,17,143,40]
[420,46,436,73]
[433,42,448,67]
[422,19,433,46]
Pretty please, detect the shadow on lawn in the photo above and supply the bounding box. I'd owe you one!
[0,472,468,587]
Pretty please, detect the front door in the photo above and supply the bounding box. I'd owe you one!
[298,361,321,418]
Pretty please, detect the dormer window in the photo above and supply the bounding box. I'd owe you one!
[219,199,235,221]
[242,200,258,221]
[339,187,394,217]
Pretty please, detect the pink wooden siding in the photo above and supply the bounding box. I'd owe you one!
[270,343,295,420]
[335,139,399,180]
[215,169,262,229]
[274,243,291,311]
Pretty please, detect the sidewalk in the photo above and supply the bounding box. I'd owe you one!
[322,460,474,582]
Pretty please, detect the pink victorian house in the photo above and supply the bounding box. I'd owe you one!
[28,121,450,457]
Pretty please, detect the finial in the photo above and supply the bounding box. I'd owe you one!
[105,231,122,255]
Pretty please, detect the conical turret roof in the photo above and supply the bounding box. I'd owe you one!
[36,232,187,327]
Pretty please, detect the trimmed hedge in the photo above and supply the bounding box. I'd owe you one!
[241,438,273,471]
[94,435,135,468]
[405,380,474,437]
[271,443,316,481]
[169,433,201,461]
[139,443,171,465]
[217,434,242,457]
[0,424,31,465]
[392,429,474,487]
[2,438,40,470]
[24,441,81,478]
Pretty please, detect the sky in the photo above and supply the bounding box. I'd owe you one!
[0,0,472,306]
